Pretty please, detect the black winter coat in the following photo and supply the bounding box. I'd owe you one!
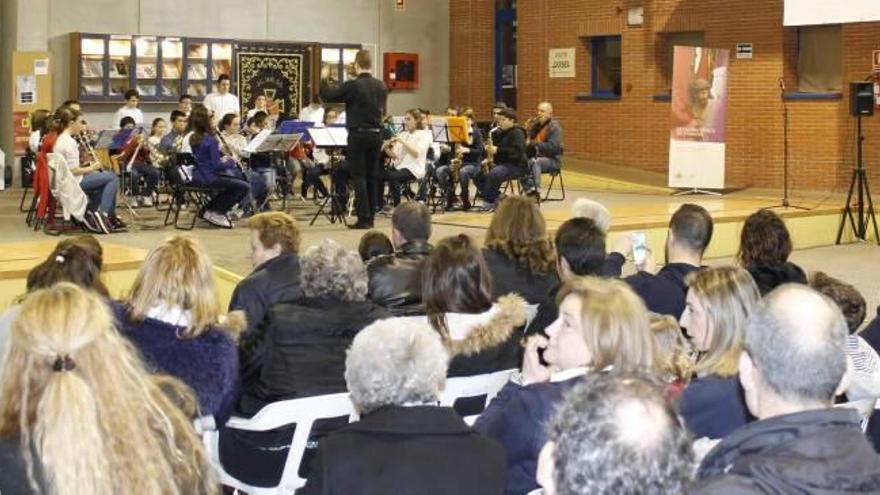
[237,296,388,416]
[482,248,559,306]
[695,408,880,493]
[300,405,506,495]
[228,251,303,338]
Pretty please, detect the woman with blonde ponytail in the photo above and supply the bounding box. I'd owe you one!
[0,283,217,495]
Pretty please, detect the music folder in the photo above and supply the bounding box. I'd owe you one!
[255,133,302,153]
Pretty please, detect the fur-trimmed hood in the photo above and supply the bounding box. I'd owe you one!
[445,294,527,357]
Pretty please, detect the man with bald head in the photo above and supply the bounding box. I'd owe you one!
[536,373,694,494]
[695,284,880,493]
[525,101,563,196]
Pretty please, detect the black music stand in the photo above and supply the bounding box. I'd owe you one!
[308,127,350,226]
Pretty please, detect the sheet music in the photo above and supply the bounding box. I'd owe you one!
[431,117,450,143]
[309,127,348,147]
[245,129,273,154]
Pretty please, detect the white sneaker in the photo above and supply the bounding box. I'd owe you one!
[141,196,154,207]
[202,210,232,228]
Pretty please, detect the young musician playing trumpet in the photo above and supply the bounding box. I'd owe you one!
[526,101,564,195]
[383,108,432,206]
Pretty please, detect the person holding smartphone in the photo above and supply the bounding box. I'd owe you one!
[606,204,714,319]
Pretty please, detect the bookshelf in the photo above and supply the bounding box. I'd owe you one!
[70,33,235,102]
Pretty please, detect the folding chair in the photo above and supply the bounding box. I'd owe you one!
[203,392,359,494]
[439,369,517,425]
[543,168,566,201]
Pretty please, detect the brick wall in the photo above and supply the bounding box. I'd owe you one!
[449,0,880,191]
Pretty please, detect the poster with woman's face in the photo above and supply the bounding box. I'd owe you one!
[670,46,730,143]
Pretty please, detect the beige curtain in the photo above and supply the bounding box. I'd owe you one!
[797,25,842,93]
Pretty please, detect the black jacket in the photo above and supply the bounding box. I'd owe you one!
[695,408,880,493]
[527,118,563,164]
[319,73,387,130]
[238,297,388,416]
[300,405,506,495]
[483,248,559,306]
[366,239,432,315]
[745,261,807,296]
[229,251,303,338]
[678,374,751,439]
[605,255,700,319]
[492,125,528,170]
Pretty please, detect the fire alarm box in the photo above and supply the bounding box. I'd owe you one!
[383,52,419,90]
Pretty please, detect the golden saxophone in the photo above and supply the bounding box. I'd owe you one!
[481,132,495,175]
[450,144,464,183]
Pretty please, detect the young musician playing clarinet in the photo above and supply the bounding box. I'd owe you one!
[187,104,250,228]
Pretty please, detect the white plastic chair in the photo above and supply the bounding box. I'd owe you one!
[835,397,880,432]
[440,368,517,425]
[204,392,359,494]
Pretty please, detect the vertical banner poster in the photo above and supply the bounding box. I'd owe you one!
[668,46,730,190]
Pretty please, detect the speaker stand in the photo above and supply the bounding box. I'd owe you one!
[836,114,880,244]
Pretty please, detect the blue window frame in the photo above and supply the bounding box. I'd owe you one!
[590,36,622,98]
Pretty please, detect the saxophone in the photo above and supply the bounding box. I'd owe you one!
[450,144,464,183]
[481,132,495,175]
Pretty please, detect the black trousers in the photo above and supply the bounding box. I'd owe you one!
[386,168,416,205]
[205,176,250,214]
[347,130,383,222]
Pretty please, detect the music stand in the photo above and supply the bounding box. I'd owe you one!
[308,127,350,226]
[253,133,302,211]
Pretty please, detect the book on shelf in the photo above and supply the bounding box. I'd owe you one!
[162,84,179,97]
[188,83,207,97]
[136,63,157,79]
[163,63,180,79]
[187,63,207,79]
[81,82,103,96]
[81,60,104,78]
[212,62,230,77]
[137,84,157,96]
[109,61,129,78]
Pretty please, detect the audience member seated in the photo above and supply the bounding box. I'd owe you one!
[358,229,394,262]
[571,197,611,232]
[115,236,240,424]
[366,202,433,315]
[651,313,695,398]
[475,276,658,495]
[483,196,559,305]
[0,236,109,365]
[536,373,694,495]
[300,318,505,495]
[810,272,880,404]
[695,284,880,493]
[528,217,609,336]
[608,203,713,318]
[238,238,388,414]
[404,234,527,377]
[187,104,250,228]
[229,212,303,340]
[738,208,807,295]
[0,283,216,495]
[678,266,759,439]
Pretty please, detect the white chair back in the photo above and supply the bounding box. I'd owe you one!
[206,392,358,494]
[440,368,516,425]
[834,398,880,432]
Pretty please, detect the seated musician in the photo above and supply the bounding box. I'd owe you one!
[219,112,266,215]
[526,101,563,195]
[303,108,340,199]
[186,104,250,228]
[244,111,276,210]
[383,109,432,206]
[112,117,158,209]
[159,110,188,156]
[434,107,484,211]
[478,108,528,211]
[52,106,125,233]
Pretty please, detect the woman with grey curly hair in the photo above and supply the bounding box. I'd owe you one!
[226,239,389,486]
[301,319,506,494]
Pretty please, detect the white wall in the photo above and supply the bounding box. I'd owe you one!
[5,0,449,133]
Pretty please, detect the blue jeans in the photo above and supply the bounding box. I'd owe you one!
[481,163,521,204]
[530,157,561,191]
[80,170,118,216]
[458,163,482,202]
[130,162,160,197]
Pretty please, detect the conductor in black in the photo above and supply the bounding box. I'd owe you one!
[320,49,388,229]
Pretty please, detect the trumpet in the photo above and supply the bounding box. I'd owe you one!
[76,131,103,170]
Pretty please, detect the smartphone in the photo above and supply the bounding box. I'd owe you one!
[631,232,648,266]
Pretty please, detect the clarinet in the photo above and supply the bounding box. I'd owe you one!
[217,128,246,175]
